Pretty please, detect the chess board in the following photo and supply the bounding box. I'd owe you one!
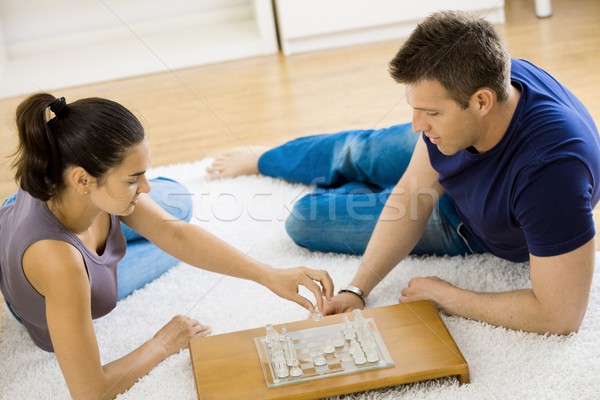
[190,302,469,400]
[255,312,394,387]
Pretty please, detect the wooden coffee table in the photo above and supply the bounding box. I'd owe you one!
[189,301,469,400]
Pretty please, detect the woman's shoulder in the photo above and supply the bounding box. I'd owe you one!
[23,238,89,299]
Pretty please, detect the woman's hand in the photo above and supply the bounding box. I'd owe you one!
[153,315,212,357]
[263,267,334,312]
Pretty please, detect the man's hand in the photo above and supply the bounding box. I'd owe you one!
[398,276,457,312]
[322,292,365,315]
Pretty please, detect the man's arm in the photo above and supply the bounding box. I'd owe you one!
[401,238,595,334]
[325,138,444,314]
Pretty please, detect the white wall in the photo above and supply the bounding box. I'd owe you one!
[0,0,255,59]
[0,0,249,45]
[0,0,278,98]
[275,0,505,55]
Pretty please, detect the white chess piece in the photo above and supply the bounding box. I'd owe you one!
[288,357,299,367]
[343,316,356,340]
[276,363,290,378]
[367,351,380,363]
[354,354,367,365]
[265,324,276,347]
[313,350,327,366]
[323,340,335,354]
[312,307,323,321]
[333,331,345,348]
[279,326,288,342]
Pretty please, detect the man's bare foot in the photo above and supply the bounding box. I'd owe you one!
[205,146,269,180]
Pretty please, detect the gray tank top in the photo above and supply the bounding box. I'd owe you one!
[0,189,127,352]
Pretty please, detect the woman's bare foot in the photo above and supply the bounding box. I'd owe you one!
[205,146,269,180]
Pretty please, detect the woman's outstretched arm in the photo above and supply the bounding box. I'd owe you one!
[121,195,334,311]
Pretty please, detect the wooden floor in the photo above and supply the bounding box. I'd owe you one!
[0,0,599,314]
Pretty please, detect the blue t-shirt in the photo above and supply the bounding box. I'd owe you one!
[426,59,600,262]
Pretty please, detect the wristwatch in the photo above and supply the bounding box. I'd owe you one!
[338,285,366,305]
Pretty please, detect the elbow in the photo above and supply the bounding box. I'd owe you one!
[541,312,584,336]
[546,320,581,336]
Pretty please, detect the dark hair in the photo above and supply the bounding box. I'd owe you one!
[389,10,511,108]
[12,93,145,201]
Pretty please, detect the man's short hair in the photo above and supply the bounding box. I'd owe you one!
[389,10,511,108]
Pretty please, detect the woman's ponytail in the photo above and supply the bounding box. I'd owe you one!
[12,93,63,201]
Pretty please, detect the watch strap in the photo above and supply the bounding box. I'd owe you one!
[338,285,366,305]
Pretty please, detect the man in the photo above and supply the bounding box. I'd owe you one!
[207,10,599,334]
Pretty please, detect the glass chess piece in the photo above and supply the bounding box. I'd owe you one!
[313,350,327,366]
[333,331,346,348]
[323,339,335,354]
[366,350,380,363]
[276,363,290,378]
[290,365,303,377]
[312,307,323,321]
[279,326,288,342]
[343,315,355,340]
[354,352,367,365]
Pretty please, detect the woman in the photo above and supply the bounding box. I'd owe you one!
[0,94,333,399]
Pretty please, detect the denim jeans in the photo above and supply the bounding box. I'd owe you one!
[258,122,486,256]
[2,177,192,303]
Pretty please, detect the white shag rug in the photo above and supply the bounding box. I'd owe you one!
[1,159,599,400]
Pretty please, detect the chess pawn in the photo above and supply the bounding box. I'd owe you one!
[273,353,285,365]
[343,315,356,340]
[352,309,364,320]
[354,353,367,365]
[285,348,295,366]
[362,340,376,356]
[288,357,299,367]
[351,340,366,365]
[276,363,290,378]
[290,365,303,377]
[285,343,298,367]
[271,340,283,356]
[312,307,323,321]
[367,350,379,363]
[355,325,364,343]
[348,338,359,355]
[323,340,335,354]
[285,338,296,360]
[313,350,327,366]
[279,326,288,342]
[333,331,345,348]
[352,309,362,327]
[342,315,352,332]
[264,324,275,347]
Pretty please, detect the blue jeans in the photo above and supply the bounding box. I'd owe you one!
[2,177,192,303]
[258,123,486,256]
